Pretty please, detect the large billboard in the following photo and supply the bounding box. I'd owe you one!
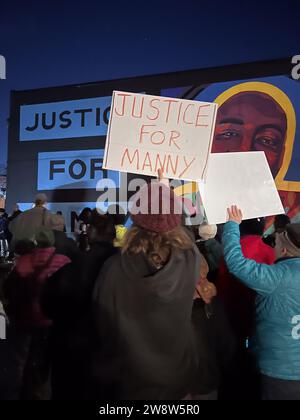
[7,58,299,232]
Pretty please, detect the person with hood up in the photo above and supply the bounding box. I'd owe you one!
[4,227,70,400]
[91,172,200,400]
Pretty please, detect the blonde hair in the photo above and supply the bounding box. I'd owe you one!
[122,225,194,268]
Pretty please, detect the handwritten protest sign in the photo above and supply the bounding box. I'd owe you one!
[199,152,284,225]
[103,91,218,181]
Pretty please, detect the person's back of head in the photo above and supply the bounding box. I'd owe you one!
[240,218,265,237]
[87,209,116,245]
[35,193,48,207]
[274,214,291,233]
[275,223,300,259]
[123,225,193,269]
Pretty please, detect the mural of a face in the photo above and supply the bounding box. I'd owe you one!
[212,92,287,177]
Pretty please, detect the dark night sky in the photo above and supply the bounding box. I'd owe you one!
[1,0,300,168]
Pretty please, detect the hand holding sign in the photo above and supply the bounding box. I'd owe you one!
[227,205,243,224]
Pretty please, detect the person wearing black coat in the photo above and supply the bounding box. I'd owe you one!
[41,210,117,400]
[190,297,236,399]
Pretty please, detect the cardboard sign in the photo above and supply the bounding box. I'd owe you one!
[199,152,284,224]
[103,91,218,181]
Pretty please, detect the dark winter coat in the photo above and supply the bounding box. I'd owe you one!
[91,246,200,400]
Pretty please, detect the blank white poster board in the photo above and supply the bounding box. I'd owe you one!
[199,152,284,225]
[103,91,218,181]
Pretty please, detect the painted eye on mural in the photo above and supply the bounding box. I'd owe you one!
[216,130,241,140]
[254,136,282,152]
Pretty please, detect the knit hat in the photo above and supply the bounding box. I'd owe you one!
[130,181,182,233]
[34,227,55,248]
[198,223,217,241]
[277,223,300,257]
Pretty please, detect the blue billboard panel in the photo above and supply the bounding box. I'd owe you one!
[38,149,119,190]
[20,96,111,141]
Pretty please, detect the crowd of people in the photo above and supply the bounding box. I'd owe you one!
[0,176,300,401]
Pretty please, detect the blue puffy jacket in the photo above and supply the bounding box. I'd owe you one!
[223,221,300,380]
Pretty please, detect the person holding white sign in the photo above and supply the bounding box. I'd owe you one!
[223,205,300,400]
